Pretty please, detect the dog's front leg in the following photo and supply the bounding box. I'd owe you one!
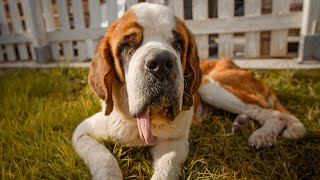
[72,112,123,180]
[150,138,189,180]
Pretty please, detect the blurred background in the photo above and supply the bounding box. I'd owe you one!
[0,0,319,68]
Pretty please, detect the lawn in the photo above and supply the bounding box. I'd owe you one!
[0,68,319,179]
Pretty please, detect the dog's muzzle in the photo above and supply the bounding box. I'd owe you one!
[127,47,182,145]
[144,51,176,81]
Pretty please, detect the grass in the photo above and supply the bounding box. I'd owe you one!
[0,68,319,179]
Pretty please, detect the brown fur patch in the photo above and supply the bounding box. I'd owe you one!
[174,18,202,110]
[200,58,289,113]
[88,10,143,115]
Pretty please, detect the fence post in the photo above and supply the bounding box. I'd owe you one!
[192,0,209,59]
[168,0,184,20]
[22,0,52,63]
[244,0,261,58]
[298,0,320,62]
[146,0,166,5]
[217,0,234,58]
[270,0,289,57]
[0,0,16,61]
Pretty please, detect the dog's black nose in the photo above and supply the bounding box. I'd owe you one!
[145,51,175,78]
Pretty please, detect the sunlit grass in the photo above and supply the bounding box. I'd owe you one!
[0,68,319,179]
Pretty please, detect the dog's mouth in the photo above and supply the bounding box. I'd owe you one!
[135,97,180,145]
[137,107,158,145]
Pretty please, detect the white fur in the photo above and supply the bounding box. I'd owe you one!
[126,43,184,115]
[132,3,176,43]
[72,3,305,179]
[72,103,193,179]
[126,3,183,115]
[199,76,249,114]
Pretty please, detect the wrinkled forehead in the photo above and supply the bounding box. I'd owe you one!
[131,3,176,42]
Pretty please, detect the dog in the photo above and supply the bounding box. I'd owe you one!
[72,3,305,179]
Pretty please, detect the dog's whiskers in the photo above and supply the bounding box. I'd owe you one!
[183,91,192,98]
[184,79,188,87]
[120,84,127,92]
[122,98,129,109]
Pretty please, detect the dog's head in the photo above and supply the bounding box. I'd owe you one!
[88,3,201,126]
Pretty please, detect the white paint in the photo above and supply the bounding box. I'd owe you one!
[100,0,125,28]
[56,0,74,59]
[245,0,261,58]
[192,0,209,59]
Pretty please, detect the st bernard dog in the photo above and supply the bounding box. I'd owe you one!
[72,3,306,179]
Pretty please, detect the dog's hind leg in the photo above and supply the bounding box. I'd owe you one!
[72,112,122,180]
[243,107,305,148]
[198,79,305,148]
[244,108,286,148]
[231,114,252,133]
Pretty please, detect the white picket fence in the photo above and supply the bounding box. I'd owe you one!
[0,0,319,68]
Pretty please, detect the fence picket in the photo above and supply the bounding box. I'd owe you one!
[0,0,16,61]
[89,0,101,28]
[270,0,289,57]
[56,0,74,60]
[72,0,87,61]
[244,0,261,58]
[168,0,184,20]
[22,0,51,62]
[218,0,234,57]
[0,46,4,62]
[107,0,118,25]
[126,0,138,8]
[87,0,101,59]
[0,0,309,65]
[8,0,29,60]
[146,0,166,5]
[42,0,60,60]
[192,0,208,59]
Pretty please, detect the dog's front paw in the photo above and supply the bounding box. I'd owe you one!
[248,127,277,149]
[90,161,123,180]
[92,169,123,180]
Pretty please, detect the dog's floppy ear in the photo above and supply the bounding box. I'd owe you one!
[88,36,115,115]
[182,27,202,110]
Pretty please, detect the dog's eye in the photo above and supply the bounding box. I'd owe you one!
[119,43,132,54]
[128,47,134,54]
[172,31,184,53]
[119,42,135,62]
[173,40,183,51]
[121,42,131,51]
[172,39,183,53]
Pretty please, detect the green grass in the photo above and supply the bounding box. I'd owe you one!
[0,68,319,179]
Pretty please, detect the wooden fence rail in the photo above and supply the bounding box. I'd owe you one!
[0,0,319,68]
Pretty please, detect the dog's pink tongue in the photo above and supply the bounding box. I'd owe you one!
[137,108,158,145]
